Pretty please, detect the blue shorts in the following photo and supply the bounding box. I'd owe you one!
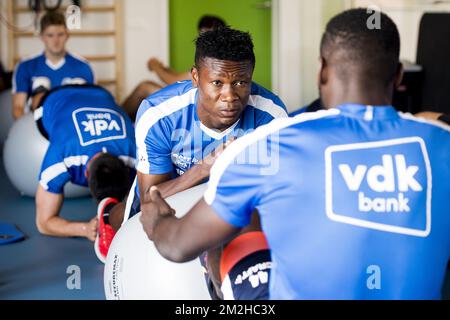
[203,231,272,300]
[220,249,271,300]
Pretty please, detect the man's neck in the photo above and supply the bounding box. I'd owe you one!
[45,50,66,64]
[327,81,393,108]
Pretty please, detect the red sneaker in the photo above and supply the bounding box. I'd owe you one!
[94,198,118,263]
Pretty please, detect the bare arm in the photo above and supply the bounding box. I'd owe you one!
[148,58,191,85]
[12,93,27,120]
[141,188,240,263]
[138,164,207,203]
[35,185,98,241]
[139,139,234,200]
[153,164,209,199]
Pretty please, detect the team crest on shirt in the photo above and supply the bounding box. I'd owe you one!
[72,108,127,146]
[325,137,431,237]
[172,153,200,175]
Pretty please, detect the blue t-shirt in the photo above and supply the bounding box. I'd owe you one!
[13,53,94,96]
[205,104,450,300]
[135,80,287,178]
[38,85,136,194]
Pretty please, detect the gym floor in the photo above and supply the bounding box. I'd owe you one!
[1,153,449,300]
[0,155,104,300]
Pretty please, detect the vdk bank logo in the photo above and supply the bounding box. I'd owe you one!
[325,137,431,237]
[73,108,127,146]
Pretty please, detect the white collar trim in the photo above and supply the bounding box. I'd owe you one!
[199,120,240,140]
[46,57,66,70]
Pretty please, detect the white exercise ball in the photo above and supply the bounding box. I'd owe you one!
[3,113,90,198]
[0,91,14,149]
[104,183,211,300]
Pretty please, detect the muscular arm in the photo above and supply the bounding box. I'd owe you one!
[151,198,241,263]
[138,163,208,209]
[156,164,209,199]
[35,185,97,240]
[139,141,227,200]
[12,93,27,120]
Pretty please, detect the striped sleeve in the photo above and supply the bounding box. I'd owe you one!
[39,146,71,194]
[135,90,197,174]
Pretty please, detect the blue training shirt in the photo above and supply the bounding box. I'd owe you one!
[135,80,287,178]
[38,85,136,194]
[13,53,94,96]
[205,104,450,300]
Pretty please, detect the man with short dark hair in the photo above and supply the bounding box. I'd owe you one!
[99,27,287,300]
[12,11,94,120]
[142,9,450,300]
[34,85,135,244]
[121,15,227,121]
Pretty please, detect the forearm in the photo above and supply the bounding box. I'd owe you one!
[35,185,89,238]
[12,106,24,120]
[12,93,27,120]
[141,187,240,264]
[37,215,87,238]
[153,215,205,263]
[156,165,207,199]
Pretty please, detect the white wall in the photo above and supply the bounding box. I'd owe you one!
[122,0,168,97]
[273,0,345,112]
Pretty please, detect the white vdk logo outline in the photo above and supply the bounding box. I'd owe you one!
[325,137,432,237]
[73,108,127,146]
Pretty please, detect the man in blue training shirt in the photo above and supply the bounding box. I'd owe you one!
[33,85,135,246]
[142,9,450,300]
[97,27,287,299]
[12,11,94,120]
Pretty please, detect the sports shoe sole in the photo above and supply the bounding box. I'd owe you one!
[94,198,111,264]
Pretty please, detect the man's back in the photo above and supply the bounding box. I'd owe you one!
[264,104,450,299]
[38,85,136,193]
[213,104,450,299]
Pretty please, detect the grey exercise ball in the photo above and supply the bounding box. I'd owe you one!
[3,113,90,198]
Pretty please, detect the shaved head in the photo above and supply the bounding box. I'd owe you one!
[321,8,401,88]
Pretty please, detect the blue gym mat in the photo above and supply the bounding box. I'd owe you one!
[0,156,105,300]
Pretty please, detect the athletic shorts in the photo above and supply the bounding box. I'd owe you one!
[219,231,271,300]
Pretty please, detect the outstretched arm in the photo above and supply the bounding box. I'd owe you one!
[12,93,27,120]
[35,185,98,241]
[140,187,240,263]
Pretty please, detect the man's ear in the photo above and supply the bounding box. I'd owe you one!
[318,56,328,87]
[394,62,404,89]
[191,67,199,87]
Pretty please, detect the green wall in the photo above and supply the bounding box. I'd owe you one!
[169,0,272,89]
